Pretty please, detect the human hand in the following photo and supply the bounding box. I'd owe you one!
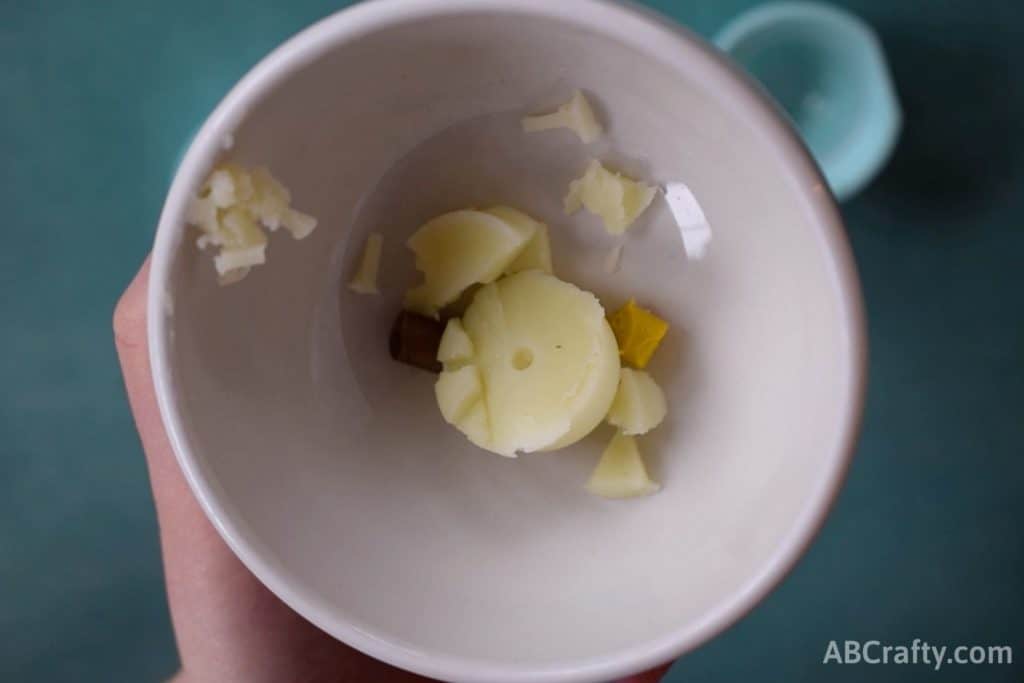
[114,256,672,683]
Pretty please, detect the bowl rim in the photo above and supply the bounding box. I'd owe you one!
[148,1,868,681]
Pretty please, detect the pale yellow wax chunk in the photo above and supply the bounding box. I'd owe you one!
[457,400,492,451]
[521,90,603,144]
[403,208,535,317]
[586,432,661,499]
[437,318,475,367]
[436,271,620,457]
[435,364,483,425]
[565,160,657,235]
[212,206,268,275]
[484,206,554,276]
[606,368,667,436]
[348,233,384,295]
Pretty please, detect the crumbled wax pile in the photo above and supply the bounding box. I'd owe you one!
[565,160,657,235]
[374,82,693,499]
[521,90,604,144]
[187,163,317,284]
[348,233,383,295]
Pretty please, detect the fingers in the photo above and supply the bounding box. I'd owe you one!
[114,256,660,683]
[114,258,173,490]
[115,257,253,676]
[619,663,673,683]
[114,256,231,569]
[113,257,196,516]
[113,257,405,682]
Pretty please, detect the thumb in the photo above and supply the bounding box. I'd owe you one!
[113,257,200,518]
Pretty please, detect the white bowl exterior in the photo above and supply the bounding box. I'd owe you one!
[149,1,866,681]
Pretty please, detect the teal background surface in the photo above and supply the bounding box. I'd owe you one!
[1,0,1021,681]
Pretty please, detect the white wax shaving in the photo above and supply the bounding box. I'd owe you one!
[348,232,384,295]
[214,244,266,274]
[217,267,251,286]
[663,182,712,259]
[604,243,623,274]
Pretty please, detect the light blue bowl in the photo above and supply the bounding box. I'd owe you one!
[715,2,901,201]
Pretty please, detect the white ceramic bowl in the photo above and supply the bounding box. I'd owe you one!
[149,1,866,681]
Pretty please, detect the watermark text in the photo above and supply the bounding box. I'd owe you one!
[823,640,1013,671]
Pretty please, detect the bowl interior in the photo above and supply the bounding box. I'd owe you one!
[156,3,859,678]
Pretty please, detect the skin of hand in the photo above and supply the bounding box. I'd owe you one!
[114,257,671,683]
